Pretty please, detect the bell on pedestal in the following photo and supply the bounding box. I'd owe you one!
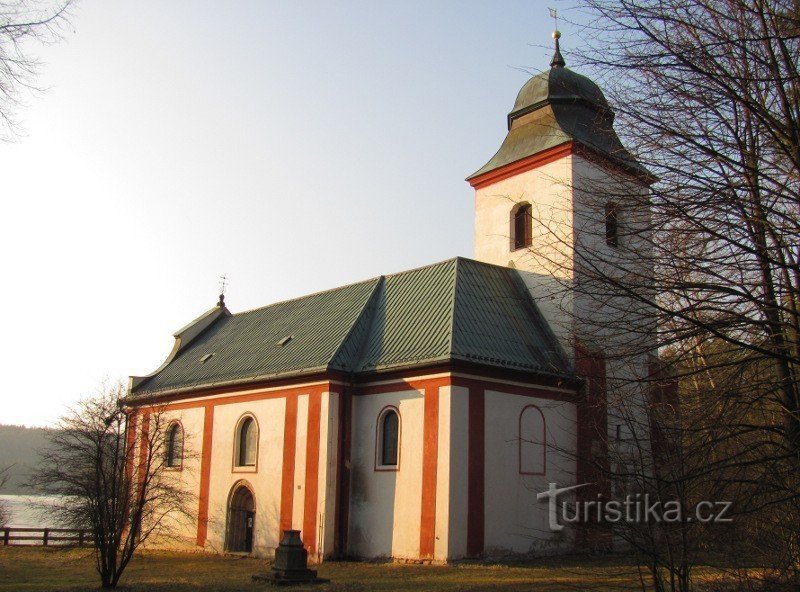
[253,529,328,586]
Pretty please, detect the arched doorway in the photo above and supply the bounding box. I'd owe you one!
[226,484,255,553]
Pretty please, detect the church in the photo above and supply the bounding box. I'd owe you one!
[125,34,654,562]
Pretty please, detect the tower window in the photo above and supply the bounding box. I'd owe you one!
[512,203,532,250]
[605,202,619,247]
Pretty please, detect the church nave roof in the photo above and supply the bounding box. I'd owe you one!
[128,257,572,398]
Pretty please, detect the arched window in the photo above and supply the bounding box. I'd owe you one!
[512,203,532,250]
[605,202,619,247]
[236,416,258,468]
[165,422,183,468]
[376,407,400,469]
[519,406,546,475]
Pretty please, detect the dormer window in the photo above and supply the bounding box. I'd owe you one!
[605,202,619,247]
[512,203,532,250]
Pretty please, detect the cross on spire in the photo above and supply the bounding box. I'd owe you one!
[548,8,566,69]
[549,7,558,31]
[218,274,228,307]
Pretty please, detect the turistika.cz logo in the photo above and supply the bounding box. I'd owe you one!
[537,483,733,532]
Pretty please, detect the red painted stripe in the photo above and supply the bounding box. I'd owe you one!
[148,382,331,412]
[467,388,484,558]
[358,376,451,396]
[303,391,322,555]
[125,411,138,484]
[130,374,333,406]
[467,142,573,189]
[334,389,352,557]
[136,412,151,490]
[452,376,574,401]
[280,394,299,534]
[574,342,610,550]
[419,386,440,558]
[196,403,215,547]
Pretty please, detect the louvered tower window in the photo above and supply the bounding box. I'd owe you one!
[513,203,532,250]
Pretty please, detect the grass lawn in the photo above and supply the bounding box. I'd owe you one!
[0,547,730,592]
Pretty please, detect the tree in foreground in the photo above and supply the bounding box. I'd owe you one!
[0,465,10,526]
[31,383,193,589]
[526,0,800,589]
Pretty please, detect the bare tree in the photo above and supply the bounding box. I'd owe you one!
[0,0,74,139]
[0,465,11,526]
[30,383,193,589]
[502,1,800,588]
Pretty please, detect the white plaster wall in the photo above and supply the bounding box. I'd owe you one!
[446,385,469,560]
[571,154,655,476]
[317,392,339,559]
[473,152,575,352]
[143,406,205,550]
[205,397,286,556]
[473,146,656,515]
[347,390,424,559]
[482,391,577,557]
[433,386,451,561]
[474,152,574,277]
[571,154,652,351]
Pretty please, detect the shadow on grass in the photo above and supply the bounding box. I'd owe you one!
[0,546,733,592]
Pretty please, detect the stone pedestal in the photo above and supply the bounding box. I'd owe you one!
[253,530,328,586]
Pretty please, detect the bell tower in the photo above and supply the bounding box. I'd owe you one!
[467,32,651,353]
[468,36,656,547]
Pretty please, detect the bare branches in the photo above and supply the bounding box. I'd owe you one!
[514,0,800,587]
[0,465,10,526]
[30,383,194,589]
[0,0,74,140]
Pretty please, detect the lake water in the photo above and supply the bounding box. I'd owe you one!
[0,494,69,528]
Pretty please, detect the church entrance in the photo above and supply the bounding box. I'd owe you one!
[226,484,255,553]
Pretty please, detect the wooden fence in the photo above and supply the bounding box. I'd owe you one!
[1,527,93,547]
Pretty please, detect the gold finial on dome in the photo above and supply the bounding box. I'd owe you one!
[549,8,565,68]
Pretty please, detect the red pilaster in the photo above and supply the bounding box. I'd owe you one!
[302,391,322,555]
[280,394,299,535]
[196,403,215,547]
[419,386,440,558]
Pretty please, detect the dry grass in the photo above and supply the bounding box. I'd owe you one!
[0,547,731,592]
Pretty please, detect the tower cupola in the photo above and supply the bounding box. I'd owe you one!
[467,34,649,187]
[468,32,653,352]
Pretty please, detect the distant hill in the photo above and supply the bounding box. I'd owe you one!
[0,425,54,494]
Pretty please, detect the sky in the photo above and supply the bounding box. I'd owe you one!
[1,1,576,427]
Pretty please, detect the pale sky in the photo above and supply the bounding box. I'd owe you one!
[1,1,572,426]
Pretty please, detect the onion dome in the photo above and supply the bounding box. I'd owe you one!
[468,32,651,183]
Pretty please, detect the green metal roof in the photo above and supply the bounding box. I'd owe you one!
[509,67,612,126]
[129,258,572,398]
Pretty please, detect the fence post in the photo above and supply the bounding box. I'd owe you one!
[3,529,8,546]
[43,529,49,546]
[78,530,85,547]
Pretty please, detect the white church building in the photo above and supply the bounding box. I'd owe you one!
[126,37,654,562]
